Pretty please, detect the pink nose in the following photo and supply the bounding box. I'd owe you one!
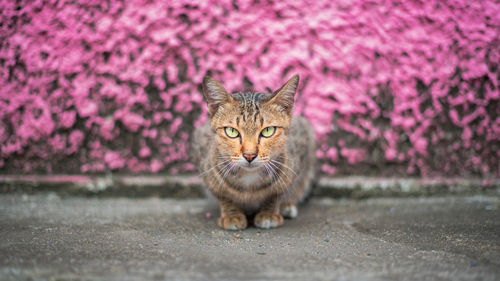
[243,153,257,163]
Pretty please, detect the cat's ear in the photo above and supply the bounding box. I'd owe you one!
[265,75,299,116]
[202,76,233,116]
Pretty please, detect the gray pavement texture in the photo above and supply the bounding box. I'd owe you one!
[0,193,499,281]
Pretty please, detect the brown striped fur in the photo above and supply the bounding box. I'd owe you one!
[191,75,316,230]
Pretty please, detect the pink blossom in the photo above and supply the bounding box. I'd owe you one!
[77,101,98,118]
[340,148,366,164]
[183,163,195,171]
[413,138,428,156]
[104,151,125,170]
[100,119,115,141]
[115,111,145,132]
[0,0,498,177]
[385,148,398,161]
[139,145,151,158]
[326,147,338,163]
[60,111,76,129]
[321,164,336,175]
[150,159,164,173]
[67,130,84,155]
[169,117,182,135]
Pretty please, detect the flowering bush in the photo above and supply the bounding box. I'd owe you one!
[1,0,499,176]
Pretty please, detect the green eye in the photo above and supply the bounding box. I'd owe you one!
[261,126,276,138]
[224,127,240,138]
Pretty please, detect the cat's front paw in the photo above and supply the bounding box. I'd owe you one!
[217,214,248,230]
[254,212,284,229]
[280,203,298,219]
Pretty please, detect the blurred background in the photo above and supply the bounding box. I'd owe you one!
[0,0,498,178]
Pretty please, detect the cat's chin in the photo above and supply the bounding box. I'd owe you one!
[238,164,263,172]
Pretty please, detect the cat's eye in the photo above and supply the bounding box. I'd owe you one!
[224,127,240,138]
[261,126,276,138]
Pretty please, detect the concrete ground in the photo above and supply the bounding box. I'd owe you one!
[0,193,499,281]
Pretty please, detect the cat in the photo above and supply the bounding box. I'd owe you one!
[190,75,316,230]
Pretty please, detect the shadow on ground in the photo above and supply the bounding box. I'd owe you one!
[0,194,499,281]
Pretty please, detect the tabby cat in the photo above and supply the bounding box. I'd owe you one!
[191,75,316,230]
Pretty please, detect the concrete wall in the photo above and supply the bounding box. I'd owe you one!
[1,0,499,177]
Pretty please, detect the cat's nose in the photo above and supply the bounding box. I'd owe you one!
[242,153,257,163]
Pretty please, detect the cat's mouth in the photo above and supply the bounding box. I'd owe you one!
[238,162,263,171]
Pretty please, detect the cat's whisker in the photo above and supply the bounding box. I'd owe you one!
[216,162,235,191]
[266,162,276,178]
[276,173,288,197]
[214,162,232,187]
[217,161,233,176]
[266,163,280,196]
[271,159,296,175]
[264,163,275,183]
[271,165,284,192]
[271,159,297,176]
[269,161,295,199]
[199,159,231,176]
[267,162,287,195]
[277,174,293,200]
[216,153,232,158]
[276,154,286,160]
[268,161,292,182]
[269,166,280,202]
[275,155,294,171]
[263,163,271,177]
[200,160,231,173]
[217,157,232,161]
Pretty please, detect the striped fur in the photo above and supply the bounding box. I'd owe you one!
[191,75,316,230]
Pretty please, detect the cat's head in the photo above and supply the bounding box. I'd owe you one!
[202,75,299,170]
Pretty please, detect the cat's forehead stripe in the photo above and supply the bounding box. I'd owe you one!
[229,92,270,130]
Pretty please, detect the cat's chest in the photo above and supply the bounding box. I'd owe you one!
[233,171,266,189]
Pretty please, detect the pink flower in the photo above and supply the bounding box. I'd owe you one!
[100,119,115,141]
[326,147,338,163]
[0,0,498,177]
[150,159,164,173]
[169,117,182,135]
[67,130,84,155]
[104,151,125,170]
[139,145,151,158]
[60,111,76,129]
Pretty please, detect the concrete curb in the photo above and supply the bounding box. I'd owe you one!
[1,174,499,198]
[316,177,500,198]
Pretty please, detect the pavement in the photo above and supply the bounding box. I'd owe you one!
[0,193,499,281]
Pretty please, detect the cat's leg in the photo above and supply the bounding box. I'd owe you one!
[254,198,284,229]
[217,198,248,231]
[279,169,314,219]
[280,202,298,219]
